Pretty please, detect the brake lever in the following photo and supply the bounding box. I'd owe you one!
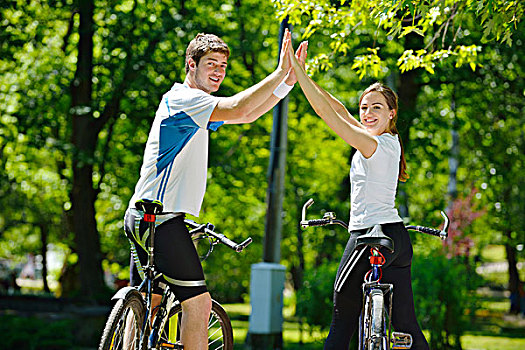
[439,210,449,240]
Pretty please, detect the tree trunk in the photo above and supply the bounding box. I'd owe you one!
[39,223,50,293]
[395,33,423,220]
[396,69,419,219]
[501,156,522,312]
[69,0,105,301]
[505,233,521,312]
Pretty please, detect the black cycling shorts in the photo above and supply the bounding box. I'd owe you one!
[124,210,208,302]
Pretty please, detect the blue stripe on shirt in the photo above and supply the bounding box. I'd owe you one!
[158,159,174,202]
[156,163,169,200]
[156,111,200,176]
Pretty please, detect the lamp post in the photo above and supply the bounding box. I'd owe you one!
[247,18,291,350]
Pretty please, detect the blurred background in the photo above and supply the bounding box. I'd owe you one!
[0,0,523,349]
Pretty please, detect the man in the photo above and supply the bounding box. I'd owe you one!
[124,30,305,349]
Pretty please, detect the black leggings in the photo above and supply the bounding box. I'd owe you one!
[324,222,429,350]
[125,211,208,302]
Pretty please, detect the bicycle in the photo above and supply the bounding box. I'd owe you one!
[99,199,252,350]
[300,198,449,350]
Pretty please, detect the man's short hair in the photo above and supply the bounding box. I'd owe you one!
[185,33,230,73]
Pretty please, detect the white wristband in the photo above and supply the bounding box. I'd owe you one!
[272,81,294,99]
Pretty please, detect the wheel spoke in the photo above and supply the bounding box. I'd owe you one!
[208,317,219,328]
[208,325,222,339]
[208,335,223,346]
[151,299,232,350]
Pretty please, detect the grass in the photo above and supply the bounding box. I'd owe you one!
[462,295,525,350]
[224,299,525,350]
[223,303,328,348]
[461,335,525,350]
[480,244,506,262]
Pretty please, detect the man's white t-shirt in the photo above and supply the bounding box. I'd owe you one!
[349,133,403,230]
[129,83,224,217]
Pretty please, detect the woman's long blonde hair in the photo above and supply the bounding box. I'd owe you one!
[359,82,409,182]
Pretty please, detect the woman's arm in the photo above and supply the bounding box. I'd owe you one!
[288,45,377,158]
[310,76,364,130]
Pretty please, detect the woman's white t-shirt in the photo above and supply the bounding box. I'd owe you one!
[349,133,403,230]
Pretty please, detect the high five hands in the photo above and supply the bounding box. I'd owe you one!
[287,37,308,86]
[278,28,308,85]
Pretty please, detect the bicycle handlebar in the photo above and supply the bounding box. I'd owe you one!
[184,219,253,253]
[135,198,252,253]
[300,198,449,240]
[301,199,349,230]
[405,210,449,240]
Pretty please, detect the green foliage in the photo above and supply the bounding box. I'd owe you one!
[0,0,523,320]
[412,249,482,350]
[295,259,338,329]
[0,314,75,350]
[275,0,523,77]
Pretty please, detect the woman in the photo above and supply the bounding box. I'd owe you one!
[288,43,428,350]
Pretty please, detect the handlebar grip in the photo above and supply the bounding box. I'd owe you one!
[206,229,252,252]
[208,230,237,249]
[407,225,447,239]
[301,219,330,228]
[236,238,253,252]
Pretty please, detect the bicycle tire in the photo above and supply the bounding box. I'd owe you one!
[360,289,386,350]
[158,299,234,350]
[99,291,146,350]
[369,289,385,350]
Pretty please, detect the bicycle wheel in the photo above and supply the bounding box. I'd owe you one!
[158,299,234,350]
[99,290,146,350]
[361,289,386,350]
[369,289,385,350]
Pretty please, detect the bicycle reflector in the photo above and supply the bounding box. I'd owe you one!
[143,214,156,222]
[369,249,385,265]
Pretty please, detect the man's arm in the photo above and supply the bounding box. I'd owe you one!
[211,67,287,123]
[210,29,297,124]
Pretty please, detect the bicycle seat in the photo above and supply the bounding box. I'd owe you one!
[135,198,164,214]
[355,224,394,253]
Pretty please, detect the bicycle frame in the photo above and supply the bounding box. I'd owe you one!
[359,248,394,350]
[131,199,251,349]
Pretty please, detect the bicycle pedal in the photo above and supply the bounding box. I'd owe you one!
[391,331,413,349]
[159,341,184,349]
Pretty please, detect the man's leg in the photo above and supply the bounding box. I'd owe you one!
[180,292,213,350]
[153,216,210,348]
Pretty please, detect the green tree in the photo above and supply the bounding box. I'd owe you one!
[1,0,522,323]
[1,0,301,302]
[276,0,523,76]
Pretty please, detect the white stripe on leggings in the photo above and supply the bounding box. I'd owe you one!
[334,248,365,292]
